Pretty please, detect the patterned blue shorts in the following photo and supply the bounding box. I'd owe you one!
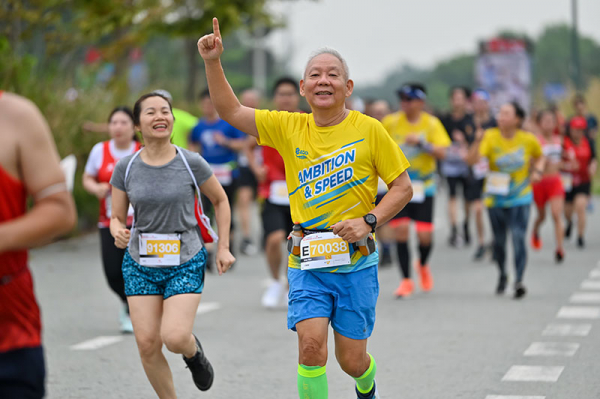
[122,247,207,299]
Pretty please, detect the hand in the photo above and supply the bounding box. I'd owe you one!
[213,132,228,146]
[531,170,542,184]
[216,246,235,276]
[95,183,111,199]
[474,128,485,142]
[332,218,371,243]
[197,18,224,61]
[113,228,131,249]
[404,134,421,146]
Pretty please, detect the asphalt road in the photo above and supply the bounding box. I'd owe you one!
[30,195,600,398]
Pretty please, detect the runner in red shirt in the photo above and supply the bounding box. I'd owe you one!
[531,109,566,262]
[247,77,300,308]
[83,106,141,333]
[0,91,76,398]
[563,116,597,248]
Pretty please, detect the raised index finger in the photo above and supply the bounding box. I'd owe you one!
[213,17,221,39]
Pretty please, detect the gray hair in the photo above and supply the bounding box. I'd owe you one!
[304,47,350,81]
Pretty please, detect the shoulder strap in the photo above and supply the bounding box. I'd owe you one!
[175,146,218,243]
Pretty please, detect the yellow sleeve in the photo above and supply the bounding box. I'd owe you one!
[429,117,452,147]
[479,131,492,157]
[529,134,543,158]
[372,121,410,184]
[254,109,287,151]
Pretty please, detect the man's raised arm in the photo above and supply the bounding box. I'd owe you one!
[198,18,258,138]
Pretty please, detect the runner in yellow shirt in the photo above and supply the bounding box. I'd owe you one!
[198,17,413,399]
[382,84,451,298]
[467,102,544,298]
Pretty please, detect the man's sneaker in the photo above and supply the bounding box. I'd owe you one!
[565,221,573,239]
[183,334,214,391]
[514,282,527,299]
[531,232,542,250]
[240,238,258,256]
[577,236,585,249]
[261,280,285,309]
[448,226,459,248]
[356,380,380,399]
[473,245,486,261]
[496,275,508,295]
[418,263,433,292]
[394,279,414,298]
[555,249,565,263]
[119,304,133,334]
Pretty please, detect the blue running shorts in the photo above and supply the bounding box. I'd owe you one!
[122,247,207,299]
[287,265,379,340]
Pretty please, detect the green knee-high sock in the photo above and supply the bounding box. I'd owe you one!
[354,353,377,394]
[297,364,328,399]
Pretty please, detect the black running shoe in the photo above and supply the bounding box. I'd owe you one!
[555,249,565,263]
[473,245,486,261]
[183,334,214,391]
[496,275,507,295]
[448,225,459,248]
[356,380,378,399]
[565,221,572,239]
[577,236,585,249]
[514,282,527,299]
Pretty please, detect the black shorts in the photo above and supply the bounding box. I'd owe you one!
[565,182,591,203]
[238,166,257,191]
[261,200,293,240]
[447,176,483,201]
[392,196,434,224]
[0,346,45,399]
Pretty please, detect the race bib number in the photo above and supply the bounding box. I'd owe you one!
[105,193,134,219]
[269,180,290,206]
[561,173,573,193]
[410,180,425,203]
[210,163,233,186]
[485,172,511,196]
[300,232,351,270]
[472,158,489,180]
[139,233,181,266]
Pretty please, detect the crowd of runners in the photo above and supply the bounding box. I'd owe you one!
[1,16,598,399]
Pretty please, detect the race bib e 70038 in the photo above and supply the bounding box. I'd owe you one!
[300,232,351,271]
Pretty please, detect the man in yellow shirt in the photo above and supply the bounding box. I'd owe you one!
[198,18,413,399]
[382,84,451,298]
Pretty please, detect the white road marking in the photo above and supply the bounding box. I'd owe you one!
[523,342,579,357]
[557,306,600,319]
[196,302,221,315]
[502,366,564,382]
[581,280,600,290]
[70,336,123,351]
[485,396,545,399]
[589,269,600,278]
[542,324,591,336]
[570,292,600,304]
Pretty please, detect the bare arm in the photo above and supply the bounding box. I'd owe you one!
[198,18,258,137]
[109,187,130,248]
[245,137,266,182]
[82,172,110,199]
[530,155,545,183]
[0,95,76,252]
[200,175,235,274]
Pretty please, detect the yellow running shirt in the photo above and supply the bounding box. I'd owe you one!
[255,109,410,273]
[479,128,542,208]
[382,111,451,196]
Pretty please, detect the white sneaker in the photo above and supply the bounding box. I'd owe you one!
[261,280,284,309]
[119,304,134,334]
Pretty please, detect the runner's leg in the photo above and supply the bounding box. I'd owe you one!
[296,318,329,399]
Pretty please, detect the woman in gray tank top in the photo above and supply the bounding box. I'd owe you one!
[109,92,235,396]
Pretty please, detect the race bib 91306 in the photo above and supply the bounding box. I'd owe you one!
[139,233,181,266]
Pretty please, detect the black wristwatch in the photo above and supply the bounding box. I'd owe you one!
[363,213,377,233]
